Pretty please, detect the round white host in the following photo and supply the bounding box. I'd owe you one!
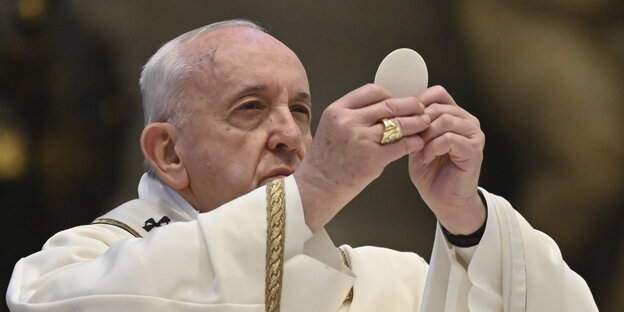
[374,48,428,98]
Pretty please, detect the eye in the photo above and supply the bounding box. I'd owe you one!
[290,104,311,120]
[239,101,263,110]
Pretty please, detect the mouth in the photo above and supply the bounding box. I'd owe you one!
[259,168,295,186]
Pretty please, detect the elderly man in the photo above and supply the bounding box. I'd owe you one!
[7,20,597,311]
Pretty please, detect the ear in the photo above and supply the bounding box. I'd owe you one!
[140,123,189,190]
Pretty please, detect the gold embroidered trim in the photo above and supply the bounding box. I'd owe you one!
[92,218,143,238]
[338,247,354,302]
[265,178,286,312]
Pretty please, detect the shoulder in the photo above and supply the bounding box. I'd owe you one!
[92,198,176,238]
[42,199,159,250]
[43,221,136,251]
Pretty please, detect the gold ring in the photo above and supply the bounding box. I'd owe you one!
[380,118,403,144]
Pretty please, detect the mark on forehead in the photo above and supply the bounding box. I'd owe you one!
[193,48,217,70]
[186,47,221,85]
[203,47,217,62]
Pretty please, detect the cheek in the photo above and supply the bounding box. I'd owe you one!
[305,137,313,149]
[303,130,313,146]
[198,135,262,178]
[184,149,214,184]
[299,123,312,143]
[179,136,221,177]
[183,126,266,186]
[200,151,258,204]
[299,134,313,158]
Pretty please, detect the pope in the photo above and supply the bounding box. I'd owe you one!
[7,19,597,311]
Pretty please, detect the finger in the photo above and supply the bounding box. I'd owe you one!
[417,85,457,107]
[380,135,425,164]
[357,96,425,125]
[374,114,430,140]
[425,103,472,121]
[422,132,482,168]
[334,84,392,109]
[420,113,477,143]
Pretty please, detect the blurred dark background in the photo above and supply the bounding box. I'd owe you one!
[1,0,622,311]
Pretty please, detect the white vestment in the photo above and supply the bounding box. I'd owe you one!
[6,174,597,311]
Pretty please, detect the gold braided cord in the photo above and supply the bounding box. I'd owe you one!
[265,178,286,312]
[92,218,142,238]
[338,248,354,302]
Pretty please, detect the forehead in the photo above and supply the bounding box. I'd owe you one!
[179,27,308,93]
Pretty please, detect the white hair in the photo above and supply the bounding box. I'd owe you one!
[139,19,265,126]
[139,19,265,176]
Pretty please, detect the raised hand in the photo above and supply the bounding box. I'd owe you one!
[409,86,486,235]
[295,84,430,231]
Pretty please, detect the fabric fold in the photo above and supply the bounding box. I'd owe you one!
[7,176,598,312]
[421,188,597,312]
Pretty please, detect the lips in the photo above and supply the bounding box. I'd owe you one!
[259,168,294,185]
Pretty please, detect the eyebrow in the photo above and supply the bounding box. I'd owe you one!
[234,85,268,101]
[296,91,311,104]
[233,85,312,105]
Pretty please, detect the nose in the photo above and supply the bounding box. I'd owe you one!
[266,108,303,151]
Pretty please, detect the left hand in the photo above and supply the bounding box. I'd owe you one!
[408,86,486,234]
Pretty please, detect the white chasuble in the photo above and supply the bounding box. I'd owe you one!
[7,175,597,311]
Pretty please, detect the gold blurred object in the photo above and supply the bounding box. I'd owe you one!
[16,0,48,24]
[380,118,403,144]
[0,128,28,180]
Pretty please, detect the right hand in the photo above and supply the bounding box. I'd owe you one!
[294,84,430,231]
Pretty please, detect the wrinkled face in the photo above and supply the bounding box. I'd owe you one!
[174,27,312,212]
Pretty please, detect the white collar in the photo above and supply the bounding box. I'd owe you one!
[137,173,199,220]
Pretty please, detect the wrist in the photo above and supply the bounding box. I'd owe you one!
[442,219,486,247]
[293,167,345,232]
[436,190,487,235]
[440,189,488,247]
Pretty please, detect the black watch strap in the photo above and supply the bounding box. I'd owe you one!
[441,190,487,248]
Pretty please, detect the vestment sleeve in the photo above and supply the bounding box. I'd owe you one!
[6,176,353,311]
[420,188,598,312]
